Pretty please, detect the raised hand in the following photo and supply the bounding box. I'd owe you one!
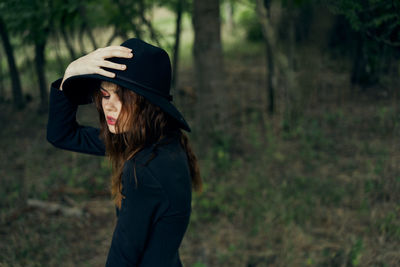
[59,46,133,91]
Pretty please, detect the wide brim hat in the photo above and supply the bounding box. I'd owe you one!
[62,38,191,132]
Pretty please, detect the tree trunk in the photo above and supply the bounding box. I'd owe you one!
[61,14,76,60]
[172,0,183,91]
[138,0,160,46]
[193,0,228,155]
[0,47,4,101]
[283,0,298,129]
[107,27,119,46]
[351,32,367,93]
[256,0,276,115]
[225,0,235,32]
[54,33,66,74]
[287,1,296,72]
[266,38,275,115]
[0,16,24,109]
[35,39,48,114]
[86,26,98,50]
[78,3,98,50]
[78,23,86,55]
[115,0,141,39]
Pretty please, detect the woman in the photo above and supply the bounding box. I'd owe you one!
[46,38,202,266]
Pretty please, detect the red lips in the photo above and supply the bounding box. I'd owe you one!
[106,116,117,125]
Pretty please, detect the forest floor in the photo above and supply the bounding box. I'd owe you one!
[1,35,400,267]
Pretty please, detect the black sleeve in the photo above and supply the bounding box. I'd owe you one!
[46,78,106,156]
[105,162,170,266]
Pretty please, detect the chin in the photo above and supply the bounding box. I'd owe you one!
[108,125,116,134]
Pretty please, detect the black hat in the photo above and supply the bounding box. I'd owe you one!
[62,38,191,132]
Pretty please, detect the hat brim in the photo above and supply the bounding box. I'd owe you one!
[62,74,191,132]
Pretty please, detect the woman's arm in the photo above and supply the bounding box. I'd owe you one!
[46,45,133,155]
[46,78,106,156]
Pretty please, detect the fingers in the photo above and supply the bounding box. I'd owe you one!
[66,45,131,79]
[95,68,116,78]
[100,60,127,70]
[101,45,132,52]
[104,50,133,59]
[95,46,133,59]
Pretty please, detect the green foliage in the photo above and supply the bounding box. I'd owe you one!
[237,8,263,42]
[207,130,235,171]
[247,110,264,148]
[327,0,400,47]
[0,0,54,44]
[0,0,167,57]
[282,115,335,165]
[152,0,192,14]
[375,207,400,241]
[326,0,400,88]
[192,262,207,267]
[347,238,363,266]
[280,176,348,224]
[323,109,344,127]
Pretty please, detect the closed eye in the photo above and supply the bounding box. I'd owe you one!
[100,88,110,99]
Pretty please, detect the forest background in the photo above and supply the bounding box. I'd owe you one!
[0,0,399,266]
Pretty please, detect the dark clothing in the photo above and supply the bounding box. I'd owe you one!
[46,78,192,267]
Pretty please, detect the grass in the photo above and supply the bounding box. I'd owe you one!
[185,97,400,266]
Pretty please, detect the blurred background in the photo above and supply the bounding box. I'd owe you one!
[0,0,399,266]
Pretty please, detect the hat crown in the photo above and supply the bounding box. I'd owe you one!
[105,38,172,100]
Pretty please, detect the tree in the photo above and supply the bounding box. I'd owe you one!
[256,0,276,115]
[327,0,400,88]
[192,0,229,155]
[328,0,400,47]
[102,0,163,46]
[30,0,52,113]
[171,0,184,90]
[152,0,192,96]
[1,0,54,113]
[0,15,24,109]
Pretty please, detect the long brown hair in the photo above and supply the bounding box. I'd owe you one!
[92,82,202,209]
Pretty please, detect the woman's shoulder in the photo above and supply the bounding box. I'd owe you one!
[123,134,192,214]
[128,135,190,186]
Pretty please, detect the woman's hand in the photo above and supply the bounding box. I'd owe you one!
[59,46,133,91]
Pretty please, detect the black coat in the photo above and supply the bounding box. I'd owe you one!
[46,78,192,267]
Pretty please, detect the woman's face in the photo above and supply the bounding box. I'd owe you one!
[100,81,125,134]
